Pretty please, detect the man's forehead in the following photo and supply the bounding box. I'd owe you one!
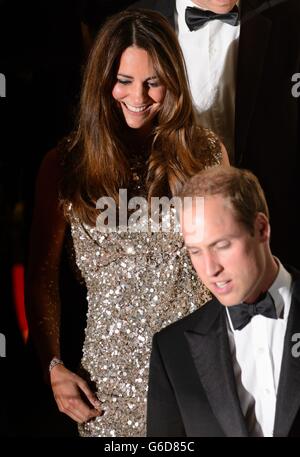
[180,194,233,216]
[180,195,238,242]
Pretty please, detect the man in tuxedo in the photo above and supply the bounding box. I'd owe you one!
[147,166,300,436]
[131,0,300,269]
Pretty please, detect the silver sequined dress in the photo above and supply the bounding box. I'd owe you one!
[67,133,221,437]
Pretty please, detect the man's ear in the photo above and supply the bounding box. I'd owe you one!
[255,212,270,241]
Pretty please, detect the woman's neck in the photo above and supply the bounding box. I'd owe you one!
[126,128,152,158]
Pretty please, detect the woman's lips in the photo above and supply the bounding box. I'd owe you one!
[122,102,151,114]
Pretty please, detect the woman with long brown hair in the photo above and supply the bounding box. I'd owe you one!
[27,9,228,437]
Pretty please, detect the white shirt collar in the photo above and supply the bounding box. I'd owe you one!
[176,0,240,33]
[177,0,240,13]
[268,258,292,319]
[226,258,292,332]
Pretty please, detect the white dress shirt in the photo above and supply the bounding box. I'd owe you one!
[226,260,292,436]
[175,0,240,161]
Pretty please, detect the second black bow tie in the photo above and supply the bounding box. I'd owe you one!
[228,291,278,331]
[185,5,239,31]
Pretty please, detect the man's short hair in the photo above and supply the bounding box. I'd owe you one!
[179,166,269,235]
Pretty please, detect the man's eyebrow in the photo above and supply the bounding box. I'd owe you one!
[185,244,201,249]
[185,238,231,249]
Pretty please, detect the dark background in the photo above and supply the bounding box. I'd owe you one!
[0,0,137,437]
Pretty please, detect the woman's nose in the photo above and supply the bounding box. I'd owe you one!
[130,82,148,104]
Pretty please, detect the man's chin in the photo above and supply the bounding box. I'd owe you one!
[215,294,241,307]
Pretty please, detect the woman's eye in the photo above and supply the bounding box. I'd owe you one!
[147,79,161,88]
[148,81,160,88]
[117,79,131,85]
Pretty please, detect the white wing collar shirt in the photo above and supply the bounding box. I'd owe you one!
[175,0,240,161]
[226,259,292,436]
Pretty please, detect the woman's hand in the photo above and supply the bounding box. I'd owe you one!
[50,364,102,424]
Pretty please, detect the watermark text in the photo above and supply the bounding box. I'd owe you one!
[0,73,6,97]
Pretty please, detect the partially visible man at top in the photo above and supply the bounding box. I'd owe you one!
[131,0,300,270]
[175,0,239,160]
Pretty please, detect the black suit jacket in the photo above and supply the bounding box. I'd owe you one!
[131,0,300,268]
[147,267,300,436]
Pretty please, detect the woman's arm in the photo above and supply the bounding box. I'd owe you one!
[26,147,66,373]
[26,147,102,423]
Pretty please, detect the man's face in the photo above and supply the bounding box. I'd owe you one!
[192,1,237,14]
[181,194,269,306]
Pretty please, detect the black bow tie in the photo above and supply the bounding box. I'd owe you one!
[228,292,278,331]
[185,5,239,31]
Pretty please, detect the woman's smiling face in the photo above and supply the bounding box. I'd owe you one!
[112,46,166,133]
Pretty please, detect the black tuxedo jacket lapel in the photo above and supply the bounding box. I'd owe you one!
[235,0,272,165]
[185,301,248,437]
[156,0,175,27]
[131,0,175,27]
[274,271,300,436]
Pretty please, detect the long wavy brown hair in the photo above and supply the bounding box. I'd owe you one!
[61,9,219,225]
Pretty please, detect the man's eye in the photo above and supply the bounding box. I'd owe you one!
[216,242,230,249]
[189,250,201,255]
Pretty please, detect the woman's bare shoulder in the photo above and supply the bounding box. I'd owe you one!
[193,125,222,166]
[38,137,73,182]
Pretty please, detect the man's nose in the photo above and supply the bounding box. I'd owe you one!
[203,252,222,277]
